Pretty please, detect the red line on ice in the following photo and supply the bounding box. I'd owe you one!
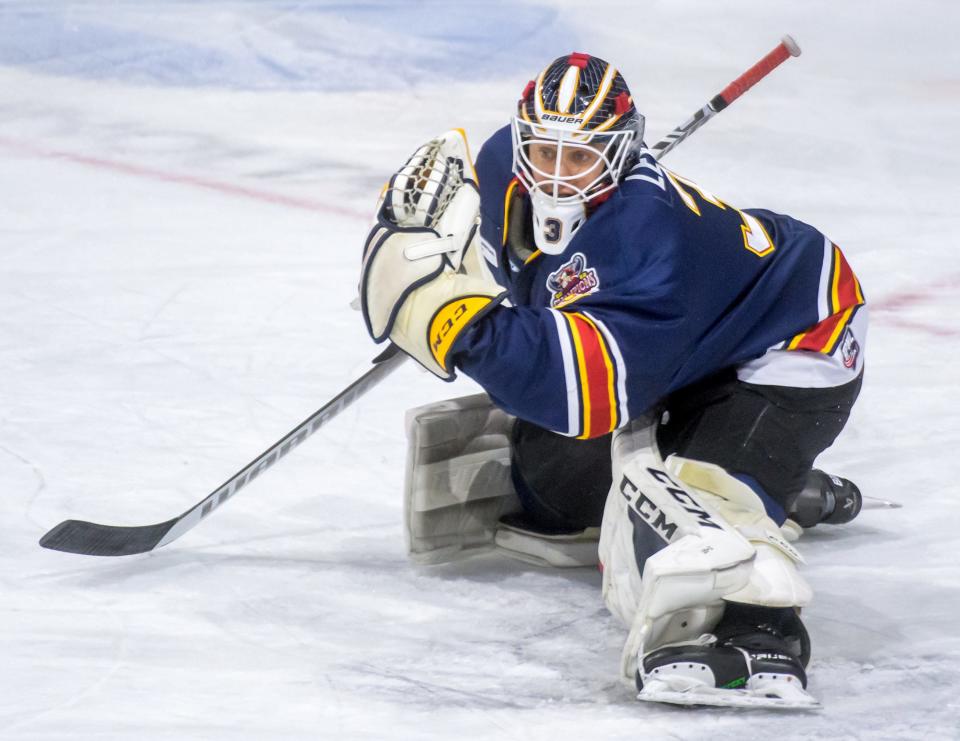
[0,135,370,221]
[879,316,960,337]
[870,274,960,337]
[2,135,958,336]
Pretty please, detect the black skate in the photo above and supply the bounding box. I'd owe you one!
[636,603,819,709]
[788,469,862,528]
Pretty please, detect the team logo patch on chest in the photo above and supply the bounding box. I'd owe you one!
[546,252,599,308]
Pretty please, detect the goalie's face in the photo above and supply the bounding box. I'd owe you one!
[526,140,605,197]
[512,118,636,206]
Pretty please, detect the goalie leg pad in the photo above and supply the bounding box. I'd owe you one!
[609,449,818,706]
[665,456,812,608]
[404,396,603,568]
[404,394,519,563]
[597,417,757,679]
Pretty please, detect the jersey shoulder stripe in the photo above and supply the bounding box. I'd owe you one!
[788,241,865,354]
[502,177,520,247]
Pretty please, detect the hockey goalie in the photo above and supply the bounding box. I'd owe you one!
[359,52,866,709]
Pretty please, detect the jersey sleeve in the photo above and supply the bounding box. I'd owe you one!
[451,249,690,439]
[450,306,600,438]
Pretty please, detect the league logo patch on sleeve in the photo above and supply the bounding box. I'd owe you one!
[839,326,861,369]
[546,252,599,309]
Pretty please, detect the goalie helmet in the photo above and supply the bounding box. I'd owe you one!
[512,52,645,254]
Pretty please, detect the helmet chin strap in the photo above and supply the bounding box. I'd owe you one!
[530,191,588,255]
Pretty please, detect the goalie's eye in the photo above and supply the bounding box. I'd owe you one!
[530,143,560,168]
[566,148,594,167]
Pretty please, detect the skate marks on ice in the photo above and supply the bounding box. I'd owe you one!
[332,560,626,711]
[28,541,641,731]
[0,440,49,541]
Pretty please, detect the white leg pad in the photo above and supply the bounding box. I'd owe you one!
[405,394,604,568]
[404,394,520,563]
[597,418,757,678]
[665,456,813,608]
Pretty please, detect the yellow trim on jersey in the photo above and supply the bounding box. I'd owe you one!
[740,215,776,258]
[502,179,519,246]
[664,170,702,215]
[668,170,727,210]
[823,306,855,352]
[577,312,618,435]
[562,312,618,439]
[830,246,842,312]
[666,169,775,258]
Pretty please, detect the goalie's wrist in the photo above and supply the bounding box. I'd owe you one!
[395,274,507,379]
[426,289,506,376]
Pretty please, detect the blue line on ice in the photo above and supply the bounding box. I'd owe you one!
[0,1,576,89]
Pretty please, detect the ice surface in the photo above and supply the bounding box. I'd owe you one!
[1,1,959,739]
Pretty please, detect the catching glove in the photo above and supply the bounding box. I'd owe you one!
[360,129,507,379]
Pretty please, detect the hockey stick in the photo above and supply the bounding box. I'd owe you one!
[39,36,802,557]
[651,35,801,158]
[39,344,407,556]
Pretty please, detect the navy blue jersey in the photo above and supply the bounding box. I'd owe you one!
[450,125,864,438]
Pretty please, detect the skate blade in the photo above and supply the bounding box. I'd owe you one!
[862,495,902,510]
[638,680,821,710]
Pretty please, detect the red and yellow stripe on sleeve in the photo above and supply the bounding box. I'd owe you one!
[560,311,619,439]
[788,243,865,354]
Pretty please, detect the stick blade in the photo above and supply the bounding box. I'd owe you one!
[39,519,176,556]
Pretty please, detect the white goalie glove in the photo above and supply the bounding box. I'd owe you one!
[360,129,507,379]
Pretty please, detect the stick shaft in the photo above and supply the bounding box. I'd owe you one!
[158,345,406,547]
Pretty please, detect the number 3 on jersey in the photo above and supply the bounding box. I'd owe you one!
[665,170,776,257]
